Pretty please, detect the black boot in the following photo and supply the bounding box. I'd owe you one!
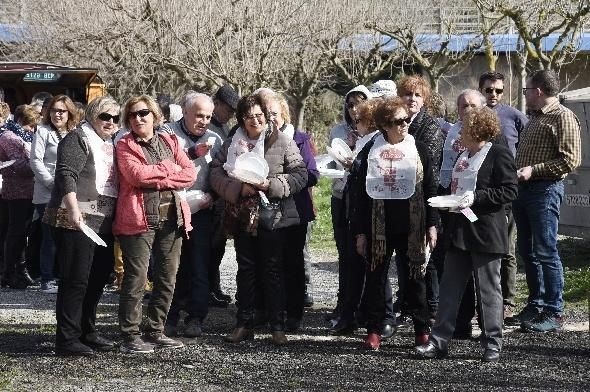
[16,261,35,286]
[303,284,314,308]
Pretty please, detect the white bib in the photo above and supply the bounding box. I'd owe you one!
[223,126,265,173]
[366,134,418,199]
[439,122,466,188]
[450,142,492,196]
[81,123,118,198]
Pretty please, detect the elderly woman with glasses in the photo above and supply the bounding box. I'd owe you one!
[210,94,307,345]
[42,96,119,356]
[0,105,40,289]
[31,94,80,293]
[114,95,196,354]
[350,97,438,351]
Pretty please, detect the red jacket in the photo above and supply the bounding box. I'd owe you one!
[113,132,196,236]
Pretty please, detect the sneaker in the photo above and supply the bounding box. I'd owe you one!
[56,341,95,357]
[505,305,541,326]
[143,332,184,349]
[41,281,59,294]
[184,319,203,338]
[521,311,564,333]
[120,337,155,354]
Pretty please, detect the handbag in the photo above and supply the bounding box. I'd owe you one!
[257,196,282,231]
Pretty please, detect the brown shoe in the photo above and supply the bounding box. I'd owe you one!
[224,327,254,343]
[271,331,288,345]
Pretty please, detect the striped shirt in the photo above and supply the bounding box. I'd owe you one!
[515,99,581,180]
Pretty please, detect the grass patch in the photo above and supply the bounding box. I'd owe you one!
[309,177,336,251]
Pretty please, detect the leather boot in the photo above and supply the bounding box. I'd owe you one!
[271,330,288,345]
[224,327,254,343]
[16,262,35,285]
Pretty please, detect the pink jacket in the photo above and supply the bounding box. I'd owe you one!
[113,132,196,236]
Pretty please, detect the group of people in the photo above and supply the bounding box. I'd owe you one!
[327,69,580,362]
[0,68,581,362]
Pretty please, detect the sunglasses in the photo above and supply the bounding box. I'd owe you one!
[98,112,120,123]
[484,88,503,94]
[392,117,412,126]
[50,108,68,115]
[127,109,152,119]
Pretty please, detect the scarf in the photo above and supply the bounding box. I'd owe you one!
[370,153,427,278]
[2,120,33,143]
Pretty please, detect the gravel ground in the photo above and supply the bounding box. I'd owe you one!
[1,242,589,391]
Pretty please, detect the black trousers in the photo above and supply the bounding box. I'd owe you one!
[3,199,33,281]
[209,199,227,293]
[366,233,429,335]
[0,198,8,283]
[331,196,348,310]
[54,228,114,345]
[283,223,308,321]
[338,224,368,324]
[235,228,285,331]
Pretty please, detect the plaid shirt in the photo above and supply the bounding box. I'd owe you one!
[515,99,581,180]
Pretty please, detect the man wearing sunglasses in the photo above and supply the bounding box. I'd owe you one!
[479,71,528,322]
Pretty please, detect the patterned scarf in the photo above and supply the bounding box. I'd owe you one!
[2,120,33,143]
[370,153,427,278]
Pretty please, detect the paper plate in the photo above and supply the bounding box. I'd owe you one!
[315,154,334,170]
[318,168,346,179]
[79,222,107,247]
[235,152,269,178]
[231,168,266,185]
[427,195,464,208]
[184,190,205,213]
[331,138,353,160]
[327,146,351,166]
[0,160,15,169]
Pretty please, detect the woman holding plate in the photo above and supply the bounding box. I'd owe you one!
[350,97,438,351]
[43,96,120,356]
[416,107,517,362]
[210,94,307,345]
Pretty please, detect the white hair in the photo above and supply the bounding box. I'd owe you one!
[181,91,214,110]
[457,89,486,107]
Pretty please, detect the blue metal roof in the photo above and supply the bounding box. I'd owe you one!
[0,24,28,43]
[345,32,590,53]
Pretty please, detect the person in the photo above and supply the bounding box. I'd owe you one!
[512,70,581,332]
[429,92,453,135]
[31,94,80,293]
[208,84,240,307]
[0,102,8,287]
[0,105,40,289]
[350,97,438,350]
[265,92,319,332]
[30,92,53,115]
[327,85,371,324]
[416,106,518,362]
[43,96,120,356]
[395,75,444,327]
[478,71,529,320]
[114,95,196,354]
[369,79,397,98]
[0,102,9,127]
[210,94,307,345]
[331,98,381,336]
[165,92,223,338]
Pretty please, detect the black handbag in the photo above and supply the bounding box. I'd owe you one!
[258,197,282,231]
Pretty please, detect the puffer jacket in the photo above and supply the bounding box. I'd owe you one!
[113,132,197,237]
[210,129,308,229]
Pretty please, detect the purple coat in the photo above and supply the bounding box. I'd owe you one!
[292,130,319,223]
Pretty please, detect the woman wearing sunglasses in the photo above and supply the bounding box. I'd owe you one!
[114,95,196,354]
[42,96,119,356]
[31,94,80,294]
[349,97,438,351]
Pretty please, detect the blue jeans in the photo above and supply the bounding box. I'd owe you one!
[512,180,564,314]
[35,204,56,283]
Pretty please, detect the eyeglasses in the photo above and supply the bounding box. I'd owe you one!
[98,112,120,123]
[127,109,152,119]
[50,108,68,115]
[392,117,412,126]
[243,113,265,121]
[269,111,279,117]
[522,87,538,95]
[484,88,503,95]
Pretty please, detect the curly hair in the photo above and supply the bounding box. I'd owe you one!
[42,94,79,131]
[0,102,10,125]
[355,99,379,133]
[14,104,41,127]
[397,75,432,106]
[235,94,269,129]
[374,97,409,137]
[428,92,447,118]
[461,107,500,143]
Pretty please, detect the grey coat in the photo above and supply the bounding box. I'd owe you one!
[210,129,307,229]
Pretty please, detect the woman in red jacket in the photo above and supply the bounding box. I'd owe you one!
[114,95,196,354]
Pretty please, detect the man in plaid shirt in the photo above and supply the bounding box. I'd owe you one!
[510,70,581,332]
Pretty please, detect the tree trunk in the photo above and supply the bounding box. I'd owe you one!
[294,97,306,130]
[517,52,528,113]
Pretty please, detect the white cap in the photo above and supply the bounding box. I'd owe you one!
[369,80,397,98]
